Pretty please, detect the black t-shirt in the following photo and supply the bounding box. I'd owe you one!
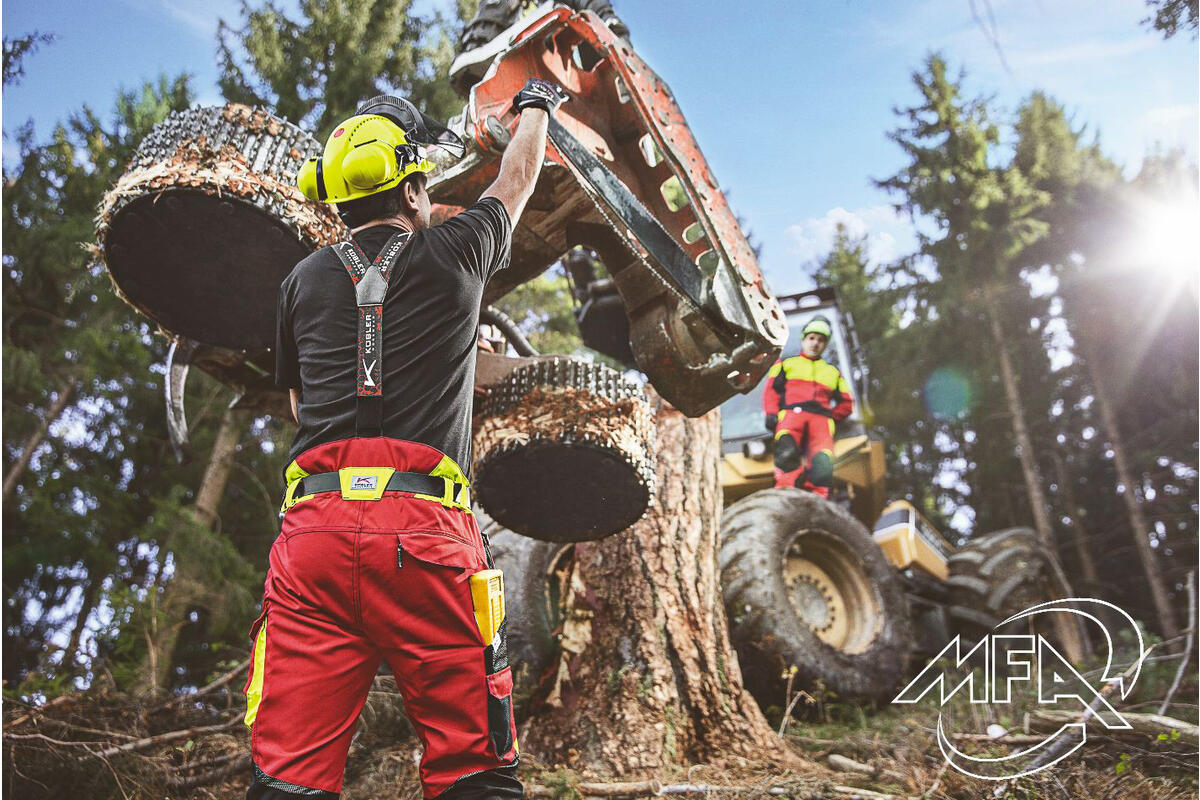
[275,198,511,470]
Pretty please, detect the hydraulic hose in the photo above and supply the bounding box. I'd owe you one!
[480,305,539,357]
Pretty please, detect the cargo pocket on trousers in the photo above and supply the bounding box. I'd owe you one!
[243,602,269,728]
[486,666,516,759]
[395,531,486,576]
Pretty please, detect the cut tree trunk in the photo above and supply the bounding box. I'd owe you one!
[983,292,1056,552]
[1083,351,1181,642]
[521,393,794,774]
[2,378,75,501]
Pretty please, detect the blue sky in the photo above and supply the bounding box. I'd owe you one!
[4,0,1197,296]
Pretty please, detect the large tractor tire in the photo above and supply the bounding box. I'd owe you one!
[719,488,913,707]
[946,527,1080,653]
[480,513,574,716]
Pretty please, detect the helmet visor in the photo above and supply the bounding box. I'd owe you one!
[356,95,466,160]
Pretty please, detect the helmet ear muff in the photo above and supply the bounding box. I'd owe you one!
[299,111,438,204]
[340,140,399,191]
[297,156,325,202]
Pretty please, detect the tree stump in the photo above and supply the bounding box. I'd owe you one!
[521,394,792,773]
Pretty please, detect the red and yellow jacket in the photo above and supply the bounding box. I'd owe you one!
[762,354,854,423]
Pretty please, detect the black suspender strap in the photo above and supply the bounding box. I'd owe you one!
[330,231,413,437]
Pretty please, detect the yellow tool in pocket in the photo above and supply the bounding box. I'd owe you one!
[469,569,505,645]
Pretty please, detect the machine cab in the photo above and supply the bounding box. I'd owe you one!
[719,287,872,454]
[718,288,885,526]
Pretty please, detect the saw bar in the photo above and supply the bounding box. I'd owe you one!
[546,116,704,305]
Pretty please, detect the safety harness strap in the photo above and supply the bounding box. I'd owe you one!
[330,231,413,437]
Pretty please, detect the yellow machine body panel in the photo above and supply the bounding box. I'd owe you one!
[871,500,953,580]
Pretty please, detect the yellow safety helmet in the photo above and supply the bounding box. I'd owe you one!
[297,95,465,205]
[802,315,833,340]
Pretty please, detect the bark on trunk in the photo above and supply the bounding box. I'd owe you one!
[983,296,1085,655]
[1049,451,1100,591]
[3,379,75,501]
[522,396,794,773]
[193,406,243,530]
[137,406,244,696]
[983,293,1056,551]
[64,577,101,672]
[1084,354,1181,642]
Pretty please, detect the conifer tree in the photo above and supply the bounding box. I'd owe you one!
[878,55,1060,549]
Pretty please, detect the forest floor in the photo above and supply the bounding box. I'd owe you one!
[4,679,1197,800]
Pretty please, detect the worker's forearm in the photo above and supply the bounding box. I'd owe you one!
[487,109,549,224]
[289,388,300,424]
[501,109,549,187]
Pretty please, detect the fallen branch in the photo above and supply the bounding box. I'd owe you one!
[4,693,75,730]
[918,759,949,800]
[151,659,250,712]
[526,780,896,798]
[166,754,250,790]
[1159,569,1196,716]
[791,734,842,747]
[1027,709,1199,748]
[6,715,138,741]
[92,715,243,759]
[5,732,98,748]
[994,657,1142,797]
[828,786,897,799]
[951,731,1045,745]
[826,754,905,783]
[169,749,247,772]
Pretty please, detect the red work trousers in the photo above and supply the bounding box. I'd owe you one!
[773,409,835,497]
[244,437,519,799]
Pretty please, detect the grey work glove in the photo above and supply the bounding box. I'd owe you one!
[512,78,570,115]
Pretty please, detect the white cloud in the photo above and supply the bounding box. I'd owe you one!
[784,205,914,268]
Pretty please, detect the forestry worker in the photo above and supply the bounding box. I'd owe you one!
[243,80,569,800]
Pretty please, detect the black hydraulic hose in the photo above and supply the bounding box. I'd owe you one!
[480,305,539,356]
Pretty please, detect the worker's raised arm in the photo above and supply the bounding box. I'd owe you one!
[482,79,569,226]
